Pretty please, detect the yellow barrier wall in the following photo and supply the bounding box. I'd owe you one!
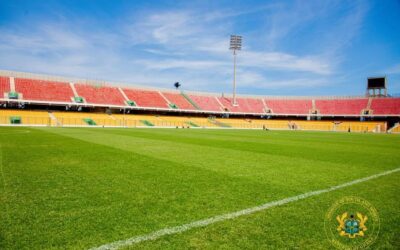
[0,110,387,132]
[0,109,51,125]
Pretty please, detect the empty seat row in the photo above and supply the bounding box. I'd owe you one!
[371,98,400,115]
[315,99,368,115]
[15,78,74,102]
[265,99,312,114]
[0,77,10,97]
[75,84,125,106]
[218,97,265,113]
[0,77,399,115]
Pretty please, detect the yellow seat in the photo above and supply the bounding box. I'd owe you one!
[52,112,119,126]
[0,109,388,132]
[0,109,51,125]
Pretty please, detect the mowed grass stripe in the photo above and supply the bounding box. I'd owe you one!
[132,171,400,250]
[90,167,400,250]
[41,128,360,196]
[79,127,399,155]
[0,127,399,249]
[0,128,327,249]
[72,127,400,168]
[43,127,400,168]
[43,128,400,187]
[40,128,399,204]
[91,127,400,151]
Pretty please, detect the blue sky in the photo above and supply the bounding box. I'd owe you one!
[0,0,399,96]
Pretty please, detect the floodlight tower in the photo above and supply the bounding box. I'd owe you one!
[229,35,242,106]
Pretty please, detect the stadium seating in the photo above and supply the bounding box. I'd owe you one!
[154,115,204,127]
[245,98,267,113]
[188,94,223,111]
[111,114,215,127]
[0,108,388,132]
[122,89,168,108]
[333,121,385,132]
[214,118,386,132]
[1,73,399,118]
[75,84,125,105]
[0,77,10,97]
[112,114,158,127]
[391,123,400,133]
[370,98,400,115]
[52,112,121,126]
[265,99,312,114]
[217,97,265,113]
[15,78,74,102]
[111,114,219,127]
[315,99,368,115]
[0,109,51,125]
[216,118,253,128]
[162,92,196,110]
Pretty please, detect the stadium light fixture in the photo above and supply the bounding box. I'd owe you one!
[229,35,242,106]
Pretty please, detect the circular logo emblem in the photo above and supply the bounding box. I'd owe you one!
[324,196,380,249]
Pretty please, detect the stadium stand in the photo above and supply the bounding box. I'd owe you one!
[0,108,389,132]
[110,114,219,128]
[246,98,267,113]
[112,114,157,127]
[162,92,196,110]
[265,99,312,114]
[215,119,386,132]
[333,121,385,132]
[53,112,121,126]
[0,77,10,98]
[218,97,265,113]
[119,115,214,127]
[0,109,51,126]
[190,117,220,127]
[74,84,125,105]
[188,94,223,111]
[216,118,253,128]
[15,78,74,102]
[1,71,399,133]
[154,115,193,127]
[390,123,400,133]
[370,98,400,115]
[315,98,368,115]
[122,88,168,108]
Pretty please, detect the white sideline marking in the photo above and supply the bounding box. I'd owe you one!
[89,167,400,250]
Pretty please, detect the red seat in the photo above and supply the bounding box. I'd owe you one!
[371,98,400,115]
[265,99,312,114]
[122,89,168,108]
[188,95,223,111]
[315,99,368,115]
[162,92,196,110]
[0,77,10,97]
[75,84,125,105]
[15,78,74,102]
[218,97,265,113]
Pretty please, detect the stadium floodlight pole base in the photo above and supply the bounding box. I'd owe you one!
[232,50,238,106]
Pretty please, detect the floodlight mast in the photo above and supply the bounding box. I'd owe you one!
[229,35,242,106]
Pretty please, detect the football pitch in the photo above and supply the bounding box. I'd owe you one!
[0,127,399,249]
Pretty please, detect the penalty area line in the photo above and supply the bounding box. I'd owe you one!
[89,167,400,250]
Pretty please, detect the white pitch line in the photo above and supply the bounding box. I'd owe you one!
[89,167,400,250]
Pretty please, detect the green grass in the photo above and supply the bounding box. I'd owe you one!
[0,127,399,249]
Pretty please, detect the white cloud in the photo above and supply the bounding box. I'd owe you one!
[0,1,371,94]
[240,51,331,75]
[136,59,228,70]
